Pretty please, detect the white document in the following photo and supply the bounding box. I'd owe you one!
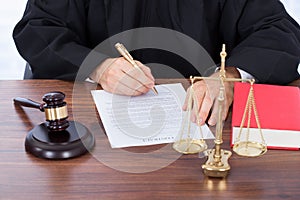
[91,83,214,148]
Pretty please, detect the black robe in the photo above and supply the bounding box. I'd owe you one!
[13,0,300,84]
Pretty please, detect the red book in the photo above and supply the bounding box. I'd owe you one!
[231,82,300,150]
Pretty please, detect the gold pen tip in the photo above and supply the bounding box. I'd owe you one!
[152,87,158,95]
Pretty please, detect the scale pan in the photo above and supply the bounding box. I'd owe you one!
[233,141,267,157]
[173,139,207,154]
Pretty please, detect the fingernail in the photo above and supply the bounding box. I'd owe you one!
[208,118,216,126]
[191,115,196,123]
[146,82,154,88]
[197,118,203,125]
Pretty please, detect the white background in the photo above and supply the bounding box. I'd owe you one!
[0,0,299,80]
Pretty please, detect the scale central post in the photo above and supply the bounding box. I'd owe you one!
[201,44,232,178]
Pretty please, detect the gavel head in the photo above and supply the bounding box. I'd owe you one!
[42,92,69,131]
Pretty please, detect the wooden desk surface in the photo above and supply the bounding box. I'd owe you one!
[0,79,299,200]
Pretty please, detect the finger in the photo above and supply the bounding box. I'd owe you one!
[200,78,222,126]
[208,100,219,126]
[192,82,207,123]
[113,81,145,96]
[98,57,127,86]
[208,100,231,126]
[102,74,145,96]
[208,97,231,126]
[90,58,117,83]
[182,87,191,111]
[197,93,213,125]
[102,66,148,96]
[223,82,234,120]
[117,59,154,89]
[120,68,153,94]
[104,58,153,94]
[135,61,155,82]
[222,103,230,121]
[222,94,232,121]
[182,87,198,123]
[124,67,154,89]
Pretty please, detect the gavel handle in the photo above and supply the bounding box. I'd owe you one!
[13,97,44,112]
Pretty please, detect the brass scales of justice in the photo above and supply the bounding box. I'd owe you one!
[173,44,268,178]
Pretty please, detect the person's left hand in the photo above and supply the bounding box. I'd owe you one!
[183,67,240,126]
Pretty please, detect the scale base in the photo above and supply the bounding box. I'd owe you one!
[202,149,232,178]
[25,121,94,160]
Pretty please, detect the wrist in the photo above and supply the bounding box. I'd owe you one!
[224,67,241,79]
[89,58,115,83]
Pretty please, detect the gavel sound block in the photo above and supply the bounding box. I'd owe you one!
[14,92,94,160]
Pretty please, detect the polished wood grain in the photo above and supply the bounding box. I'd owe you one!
[0,79,299,200]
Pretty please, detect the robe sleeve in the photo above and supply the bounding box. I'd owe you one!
[13,0,107,80]
[221,0,300,84]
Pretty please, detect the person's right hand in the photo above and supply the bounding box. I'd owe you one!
[89,57,155,96]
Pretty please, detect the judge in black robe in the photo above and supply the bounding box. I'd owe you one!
[13,0,300,125]
[13,0,300,84]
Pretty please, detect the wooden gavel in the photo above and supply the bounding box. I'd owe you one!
[13,91,94,160]
[14,91,69,131]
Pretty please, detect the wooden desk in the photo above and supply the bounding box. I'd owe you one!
[1,79,299,200]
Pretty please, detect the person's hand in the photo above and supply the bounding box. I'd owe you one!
[183,67,240,126]
[89,57,155,96]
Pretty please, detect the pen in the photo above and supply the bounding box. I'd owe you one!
[114,43,158,95]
